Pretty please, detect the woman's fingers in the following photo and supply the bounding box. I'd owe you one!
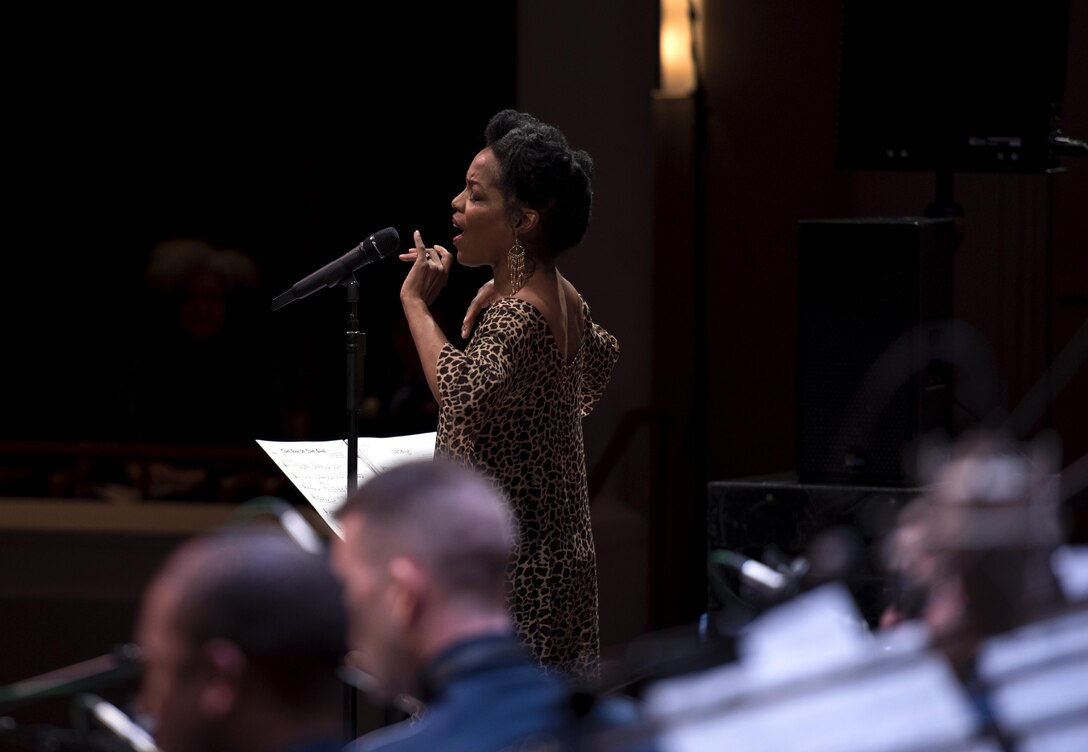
[405,233,450,267]
[400,231,452,308]
[462,280,496,338]
[413,230,427,264]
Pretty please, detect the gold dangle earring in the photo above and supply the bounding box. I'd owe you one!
[508,236,527,293]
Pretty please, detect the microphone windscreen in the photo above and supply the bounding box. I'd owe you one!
[370,227,401,255]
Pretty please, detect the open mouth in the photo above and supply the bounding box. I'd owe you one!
[452,220,464,243]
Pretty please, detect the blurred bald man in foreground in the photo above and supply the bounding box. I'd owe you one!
[135,527,348,752]
[332,460,646,752]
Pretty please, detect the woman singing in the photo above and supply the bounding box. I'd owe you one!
[398,109,619,678]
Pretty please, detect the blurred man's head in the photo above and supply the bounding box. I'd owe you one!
[135,527,347,752]
[331,460,518,696]
[882,431,1066,653]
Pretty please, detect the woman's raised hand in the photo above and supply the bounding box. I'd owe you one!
[400,230,452,307]
[461,279,497,339]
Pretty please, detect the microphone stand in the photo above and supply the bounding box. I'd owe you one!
[344,277,365,495]
[343,277,363,737]
[272,241,399,738]
[343,280,407,733]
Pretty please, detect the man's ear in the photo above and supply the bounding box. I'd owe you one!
[387,556,426,627]
[197,638,247,719]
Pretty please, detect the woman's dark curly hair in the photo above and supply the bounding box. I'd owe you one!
[484,109,594,256]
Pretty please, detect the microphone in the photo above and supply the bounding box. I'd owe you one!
[80,695,160,752]
[0,643,141,714]
[230,496,326,555]
[271,227,400,311]
[709,549,809,600]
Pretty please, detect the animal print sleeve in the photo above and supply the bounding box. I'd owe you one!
[436,304,518,441]
[580,310,619,417]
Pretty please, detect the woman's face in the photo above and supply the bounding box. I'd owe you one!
[451,148,515,268]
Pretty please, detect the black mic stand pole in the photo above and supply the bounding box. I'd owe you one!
[344,276,365,495]
[342,276,363,738]
[344,278,411,733]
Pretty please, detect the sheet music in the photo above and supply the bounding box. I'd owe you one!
[256,432,436,539]
[356,431,440,474]
[647,584,984,752]
[653,649,982,752]
[976,607,1088,681]
[738,584,874,683]
[1051,545,1088,601]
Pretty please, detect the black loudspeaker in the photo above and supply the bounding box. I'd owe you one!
[797,218,955,486]
[836,0,1071,173]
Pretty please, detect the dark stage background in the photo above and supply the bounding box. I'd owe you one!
[5,7,516,502]
[0,7,516,722]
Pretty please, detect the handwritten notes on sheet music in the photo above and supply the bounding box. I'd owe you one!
[256,432,436,539]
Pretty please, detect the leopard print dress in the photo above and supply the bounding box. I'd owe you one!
[435,295,619,678]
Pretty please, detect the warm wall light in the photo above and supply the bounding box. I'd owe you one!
[660,0,696,95]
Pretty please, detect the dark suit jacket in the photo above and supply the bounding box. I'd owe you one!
[349,633,653,752]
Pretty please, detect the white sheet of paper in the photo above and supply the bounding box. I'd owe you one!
[738,583,875,685]
[1051,545,1088,601]
[988,655,1088,732]
[356,431,440,474]
[656,655,982,752]
[976,607,1088,681]
[256,432,436,539]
